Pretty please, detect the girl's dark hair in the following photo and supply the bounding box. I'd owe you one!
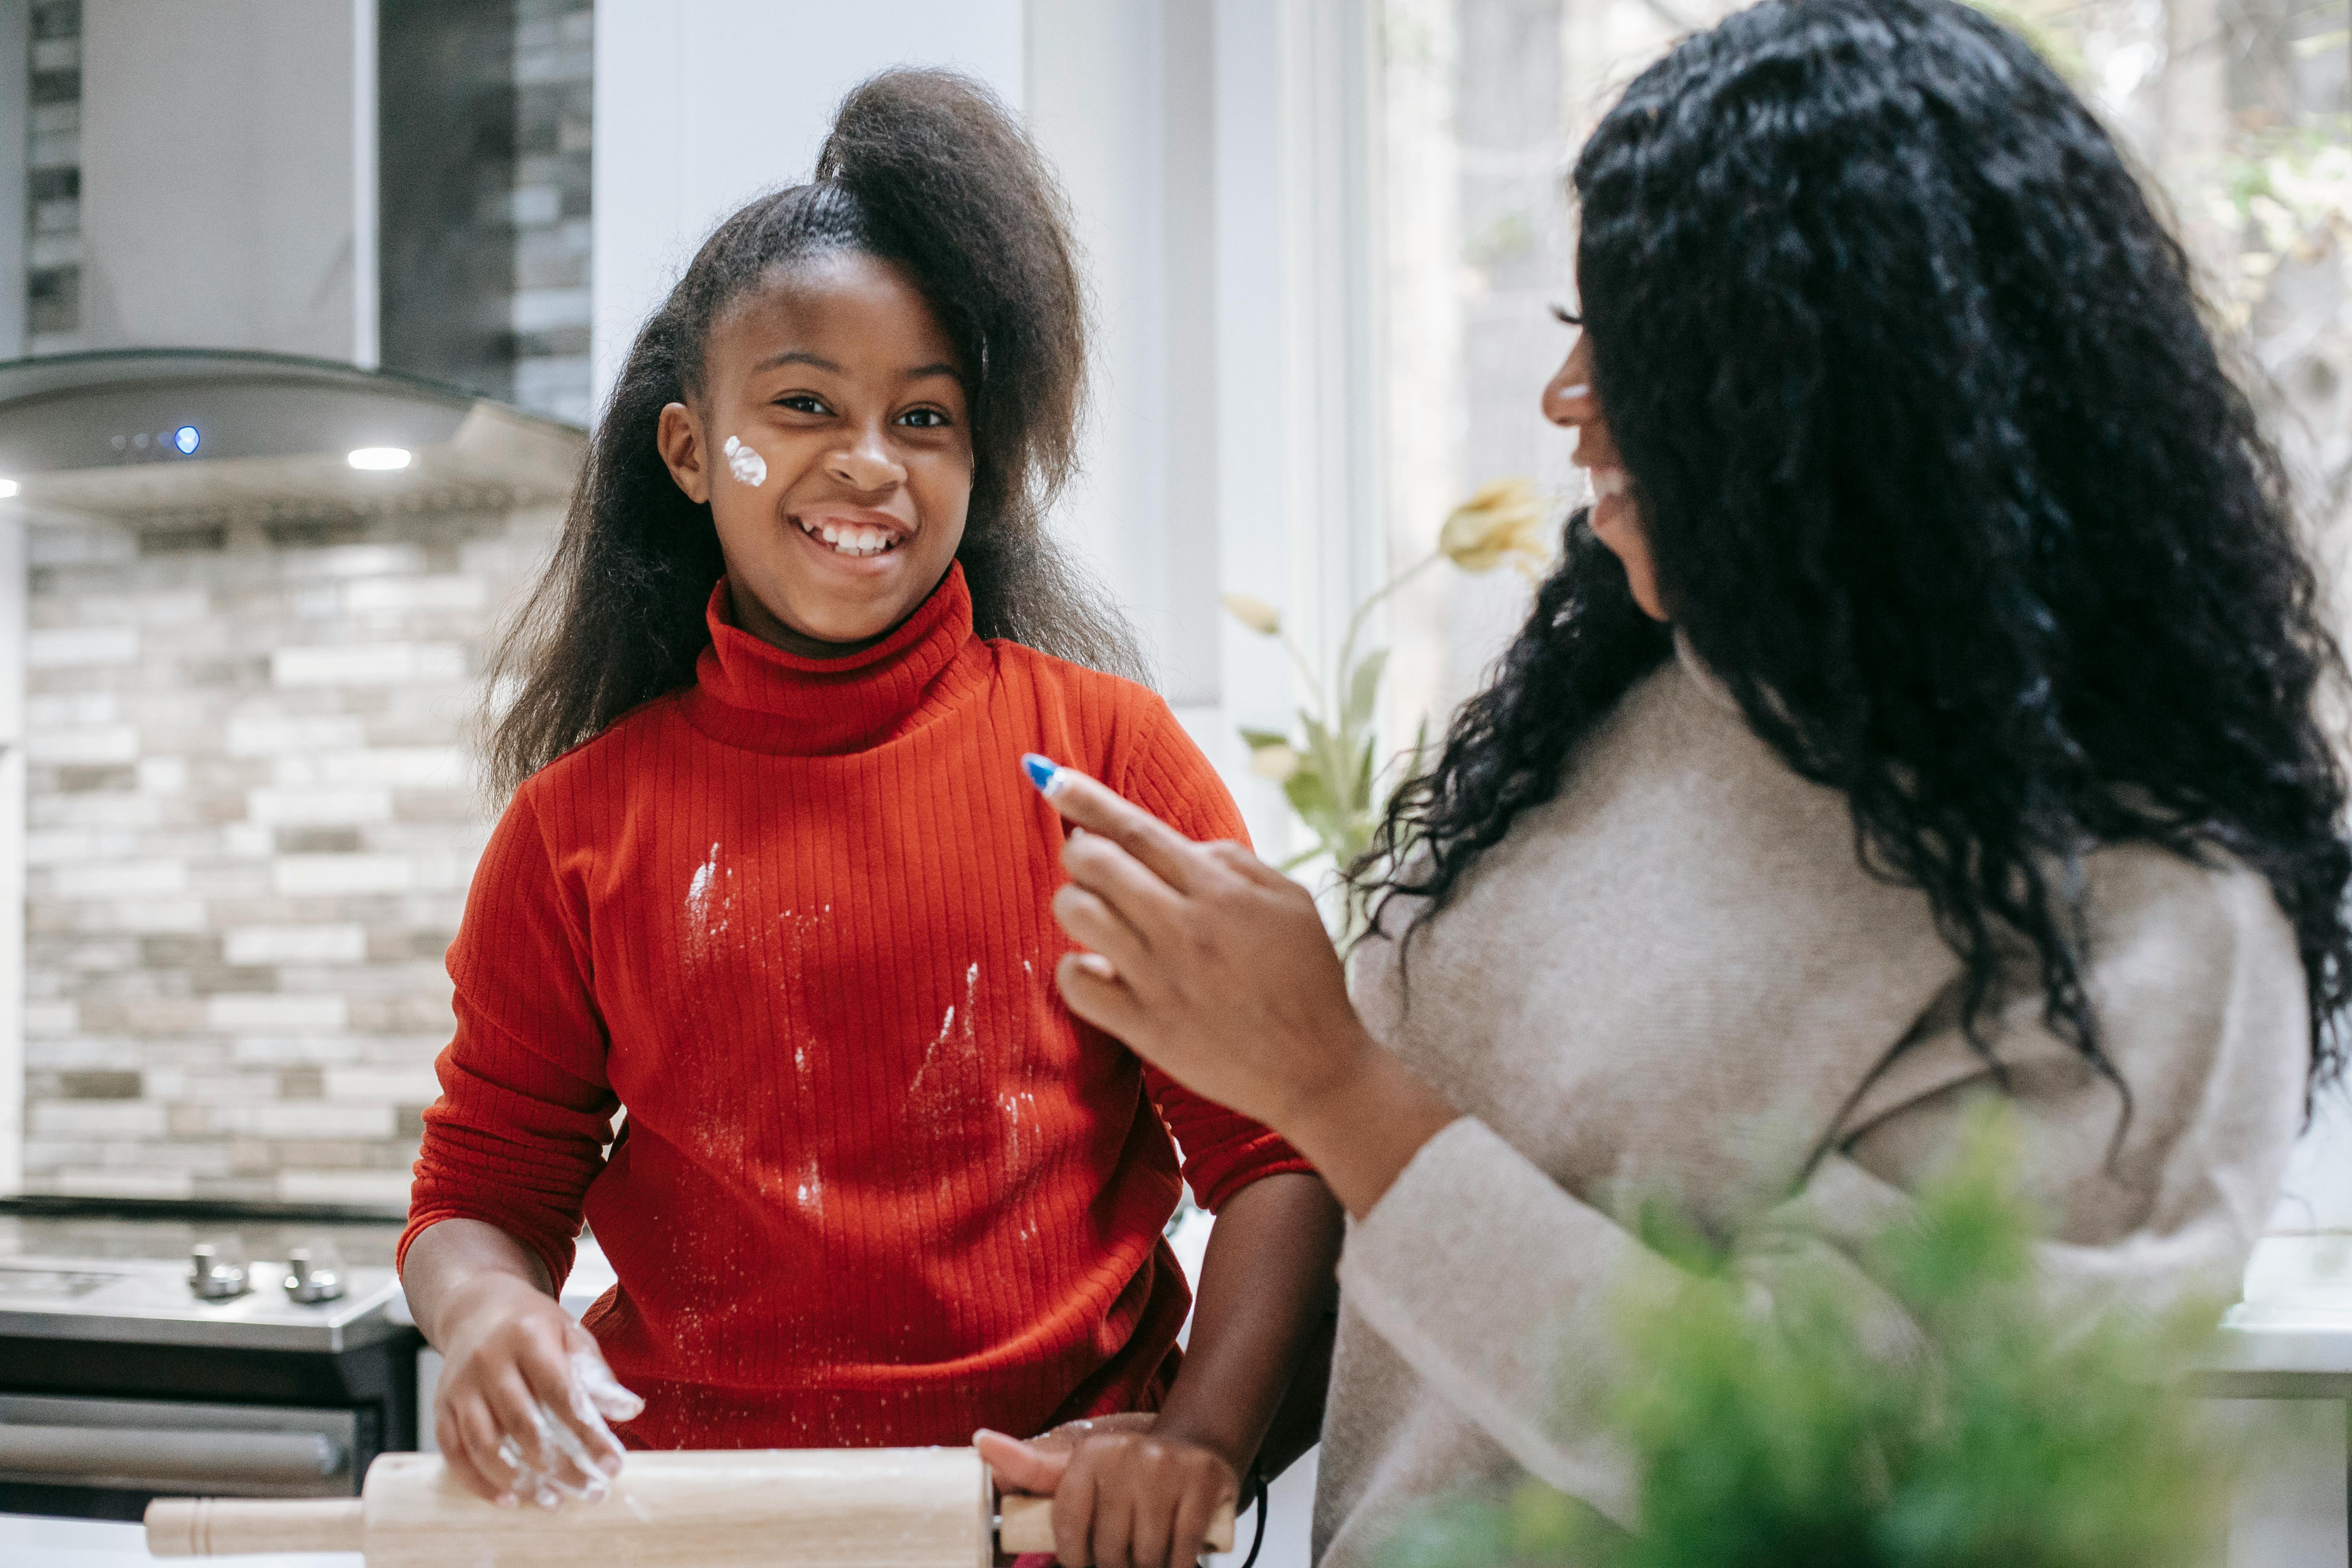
[1361,0,2352,1105]
[486,68,1143,798]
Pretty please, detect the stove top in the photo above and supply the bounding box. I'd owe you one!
[0,1256,405,1353]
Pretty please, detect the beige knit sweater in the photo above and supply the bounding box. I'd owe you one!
[1314,643,2308,1567]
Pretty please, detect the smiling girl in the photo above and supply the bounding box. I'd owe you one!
[396,70,1341,1568]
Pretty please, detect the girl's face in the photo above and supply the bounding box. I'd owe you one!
[657,250,974,655]
[1541,326,1666,621]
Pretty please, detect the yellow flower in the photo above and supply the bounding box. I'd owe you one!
[1439,476,1550,575]
[1248,741,1303,782]
[1220,591,1283,636]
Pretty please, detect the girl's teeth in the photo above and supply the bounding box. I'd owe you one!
[799,518,898,556]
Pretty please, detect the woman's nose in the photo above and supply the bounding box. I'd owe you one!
[828,430,906,492]
[1543,332,1597,428]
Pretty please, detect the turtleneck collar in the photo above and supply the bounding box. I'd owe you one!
[685,563,979,756]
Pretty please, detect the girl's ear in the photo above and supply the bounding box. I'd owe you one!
[657,401,712,504]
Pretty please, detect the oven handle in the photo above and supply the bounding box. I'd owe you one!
[0,1423,344,1485]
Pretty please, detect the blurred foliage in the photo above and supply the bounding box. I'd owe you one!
[1375,1104,2234,1568]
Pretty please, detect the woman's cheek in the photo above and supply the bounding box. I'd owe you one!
[1593,500,1669,621]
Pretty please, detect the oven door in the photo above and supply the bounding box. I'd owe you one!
[0,1393,359,1501]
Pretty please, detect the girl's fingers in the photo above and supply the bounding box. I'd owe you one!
[1129,1487,1176,1568]
[1092,1476,1138,1568]
[454,1396,523,1506]
[975,1428,1071,1494]
[1051,1455,1100,1568]
[483,1368,554,1476]
[1169,1487,1215,1568]
[517,1339,620,1481]
[436,1407,495,1501]
[567,1346,645,1426]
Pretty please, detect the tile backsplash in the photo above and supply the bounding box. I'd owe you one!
[19,501,562,1205]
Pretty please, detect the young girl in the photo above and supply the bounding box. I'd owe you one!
[399,70,1341,1568]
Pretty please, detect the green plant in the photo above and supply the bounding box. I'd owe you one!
[1225,477,1553,936]
[1379,1105,2236,1568]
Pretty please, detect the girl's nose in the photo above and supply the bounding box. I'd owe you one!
[828,430,906,492]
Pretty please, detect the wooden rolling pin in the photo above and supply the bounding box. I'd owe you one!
[143,1447,1237,1566]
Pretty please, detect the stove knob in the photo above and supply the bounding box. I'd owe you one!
[189,1243,249,1300]
[283,1247,345,1304]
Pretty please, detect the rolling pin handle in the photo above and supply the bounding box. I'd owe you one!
[144,1495,365,1557]
[995,1492,1236,1558]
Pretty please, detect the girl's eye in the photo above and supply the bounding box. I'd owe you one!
[898,408,952,429]
[777,394,832,416]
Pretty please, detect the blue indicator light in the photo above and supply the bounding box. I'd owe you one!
[173,426,200,455]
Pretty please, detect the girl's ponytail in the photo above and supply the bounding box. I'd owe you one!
[817,72,1137,682]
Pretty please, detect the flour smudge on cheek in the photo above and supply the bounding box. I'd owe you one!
[722,435,767,487]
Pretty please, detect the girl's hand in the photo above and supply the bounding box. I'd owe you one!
[977,1417,1240,1568]
[1026,759,1458,1218]
[431,1272,639,1506]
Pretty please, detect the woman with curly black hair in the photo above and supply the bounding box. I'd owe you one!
[1003,0,2352,1561]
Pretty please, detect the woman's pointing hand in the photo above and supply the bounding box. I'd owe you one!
[1024,755,1457,1215]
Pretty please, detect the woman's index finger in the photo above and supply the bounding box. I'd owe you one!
[1022,756,1199,893]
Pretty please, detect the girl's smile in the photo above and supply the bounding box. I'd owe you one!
[792,505,910,561]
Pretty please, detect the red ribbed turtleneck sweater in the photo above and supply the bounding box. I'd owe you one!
[402,566,1307,1450]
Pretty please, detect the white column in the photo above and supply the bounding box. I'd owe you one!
[1206,0,1383,862]
[588,0,1025,417]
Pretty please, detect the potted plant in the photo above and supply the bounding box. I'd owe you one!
[1376,1107,2235,1568]
[1223,477,1553,937]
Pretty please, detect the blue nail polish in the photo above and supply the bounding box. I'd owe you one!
[1022,754,1062,794]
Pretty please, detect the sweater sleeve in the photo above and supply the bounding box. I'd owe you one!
[1334,864,2307,1526]
[399,784,618,1290]
[1121,700,1315,1213]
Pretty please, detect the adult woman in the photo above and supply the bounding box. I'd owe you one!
[989,1,2352,1563]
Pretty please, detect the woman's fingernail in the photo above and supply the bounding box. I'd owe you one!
[1022,755,1066,795]
[1074,953,1118,980]
[494,1493,518,1510]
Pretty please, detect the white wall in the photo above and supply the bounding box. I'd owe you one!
[1026,1,1221,705]
[588,0,1025,414]
[77,0,370,361]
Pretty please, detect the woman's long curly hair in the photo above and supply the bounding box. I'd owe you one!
[1361,0,2352,1104]
[485,69,1144,800]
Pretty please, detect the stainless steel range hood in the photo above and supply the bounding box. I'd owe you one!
[0,349,586,524]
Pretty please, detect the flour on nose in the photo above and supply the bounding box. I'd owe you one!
[722,435,767,487]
